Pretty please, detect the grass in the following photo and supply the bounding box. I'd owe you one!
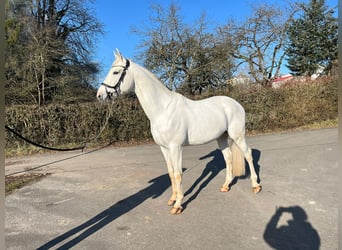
[295,118,338,130]
[5,173,50,195]
[246,118,338,136]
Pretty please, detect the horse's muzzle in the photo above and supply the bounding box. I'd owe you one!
[96,85,108,101]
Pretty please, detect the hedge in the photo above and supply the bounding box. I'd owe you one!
[5,77,337,156]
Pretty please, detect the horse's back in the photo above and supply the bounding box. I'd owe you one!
[181,95,246,144]
[189,95,245,121]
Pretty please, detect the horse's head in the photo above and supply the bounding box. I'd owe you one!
[97,49,133,101]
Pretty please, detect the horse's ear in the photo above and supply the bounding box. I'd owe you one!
[114,48,123,61]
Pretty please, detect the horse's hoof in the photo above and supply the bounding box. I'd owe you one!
[252,185,262,194]
[220,186,230,192]
[170,206,183,215]
[167,199,176,206]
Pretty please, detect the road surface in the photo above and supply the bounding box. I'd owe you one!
[5,128,338,249]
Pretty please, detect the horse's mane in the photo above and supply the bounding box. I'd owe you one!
[135,61,171,91]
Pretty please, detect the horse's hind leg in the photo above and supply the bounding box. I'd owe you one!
[217,134,234,192]
[234,135,262,193]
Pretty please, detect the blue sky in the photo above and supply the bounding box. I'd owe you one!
[93,0,337,83]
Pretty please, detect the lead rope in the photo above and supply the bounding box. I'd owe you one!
[81,101,115,146]
[5,125,86,152]
[6,101,116,153]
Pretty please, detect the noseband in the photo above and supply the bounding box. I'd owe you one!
[101,59,130,99]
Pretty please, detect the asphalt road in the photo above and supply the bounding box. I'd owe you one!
[5,128,338,249]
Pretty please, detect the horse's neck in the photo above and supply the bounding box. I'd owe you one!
[132,62,174,121]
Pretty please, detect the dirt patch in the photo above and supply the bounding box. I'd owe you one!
[5,173,51,195]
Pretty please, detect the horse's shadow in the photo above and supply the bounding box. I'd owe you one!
[37,148,261,249]
[182,149,225,210]
[37,173,171,250]
[182,148,261,210]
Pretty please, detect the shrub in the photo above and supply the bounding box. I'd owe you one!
[5,77,337,156]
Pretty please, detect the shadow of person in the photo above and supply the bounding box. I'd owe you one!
[263,206,320,250]
[37,173,170,250]
[182,149,225,210]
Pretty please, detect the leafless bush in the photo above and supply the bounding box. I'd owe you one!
[5,78,337,156]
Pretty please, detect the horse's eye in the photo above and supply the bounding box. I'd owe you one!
[113,71,119,75]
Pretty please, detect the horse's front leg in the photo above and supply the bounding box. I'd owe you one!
[167,173,177,206]
[160,146,177,206]
[169,144,184,215]
[170,172,183,214]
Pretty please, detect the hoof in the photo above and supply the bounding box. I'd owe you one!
[167,199,176,206]
[170,206,183,215]
[220,186,230,192]
[252,185,262,194]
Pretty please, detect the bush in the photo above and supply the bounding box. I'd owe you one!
[229,77,337,132]
[5,99,151,155]
[5,77,337,156]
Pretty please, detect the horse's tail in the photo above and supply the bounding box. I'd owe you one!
[231,141,246,177]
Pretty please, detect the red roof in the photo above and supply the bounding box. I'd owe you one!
[272,74,293,83]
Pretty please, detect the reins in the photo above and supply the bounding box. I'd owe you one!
[84,101,115,143]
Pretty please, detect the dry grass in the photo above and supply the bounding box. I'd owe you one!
[5,173,50,195]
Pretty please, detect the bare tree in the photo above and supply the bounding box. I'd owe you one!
[219,3,296,85]
[5,0,103,105]
[132,3,234,94]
